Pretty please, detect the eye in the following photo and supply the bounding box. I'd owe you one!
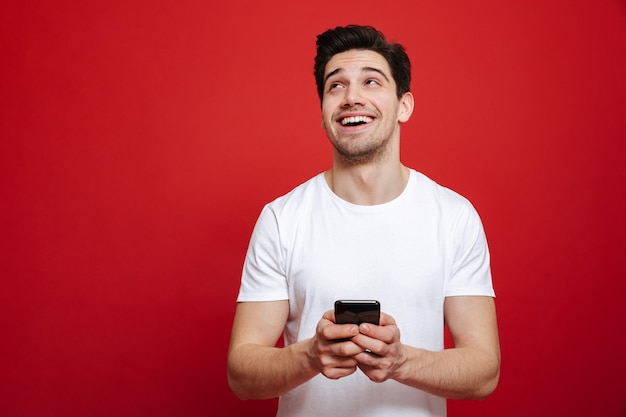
[365,79,380,86]
[327,82,344,92]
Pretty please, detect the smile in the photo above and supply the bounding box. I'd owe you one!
[340,116,374,126]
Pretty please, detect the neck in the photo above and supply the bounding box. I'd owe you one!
[325,162,409,205]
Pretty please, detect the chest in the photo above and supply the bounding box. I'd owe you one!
[285,208,450,309]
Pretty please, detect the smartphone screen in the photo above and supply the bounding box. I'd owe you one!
[334,300,380,325]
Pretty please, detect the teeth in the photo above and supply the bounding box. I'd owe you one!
[341,116,373,126]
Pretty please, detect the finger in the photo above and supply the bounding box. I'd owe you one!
[378,311,396,326]
[321,323,360,342]
[351,333,386,355]
[330,339,366,357]
[354,350,381,365]
[357,363,388,383]
[321,309,336,322]
[358,322,395,344]
[323,353,360,368]
[322,365,358,380]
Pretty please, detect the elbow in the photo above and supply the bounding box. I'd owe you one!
[471,345,501,399]
[227,375,244,400]
[227,363,253,401]
[226,353,248,400]
[453,355,500,400]
[474,372,499,399]
[228,380,250,401]
[227,358,275,401]
[472,364,500,400]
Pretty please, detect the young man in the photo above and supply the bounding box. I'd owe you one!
[227,25,500,417]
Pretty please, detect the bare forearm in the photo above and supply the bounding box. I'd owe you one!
[227,339,318,400]
[392,345,500,399]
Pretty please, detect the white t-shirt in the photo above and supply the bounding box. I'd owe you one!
[237,169,495,417]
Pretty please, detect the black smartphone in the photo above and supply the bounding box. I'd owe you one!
[334,300,380,325]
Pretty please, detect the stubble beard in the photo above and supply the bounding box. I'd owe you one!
[326,107,396,166]
[332,135,390,166]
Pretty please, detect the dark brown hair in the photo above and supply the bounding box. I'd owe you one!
[314,25,411,103]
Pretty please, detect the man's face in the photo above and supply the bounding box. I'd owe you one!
[321,49,412,165]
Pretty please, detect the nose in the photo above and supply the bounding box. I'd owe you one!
[343,84,365,107]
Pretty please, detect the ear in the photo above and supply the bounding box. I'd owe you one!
[397,92,414,123]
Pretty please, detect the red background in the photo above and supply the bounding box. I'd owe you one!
[1,0,625,416]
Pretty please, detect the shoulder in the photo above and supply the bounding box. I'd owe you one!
[407,169,485,236]
[264,173,327,215]
[409,169,474,210]
[249,173,328,246]
[252,173,328,233]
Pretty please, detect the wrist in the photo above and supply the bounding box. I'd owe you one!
[391,344,418,383]
[300,337,323,376]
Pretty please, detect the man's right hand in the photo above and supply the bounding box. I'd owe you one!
[308,309,367,380]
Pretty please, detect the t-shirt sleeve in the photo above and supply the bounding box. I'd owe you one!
[444,200,495,298]
[237,205,289,302]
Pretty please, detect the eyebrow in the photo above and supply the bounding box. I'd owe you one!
[324,66,390,85]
